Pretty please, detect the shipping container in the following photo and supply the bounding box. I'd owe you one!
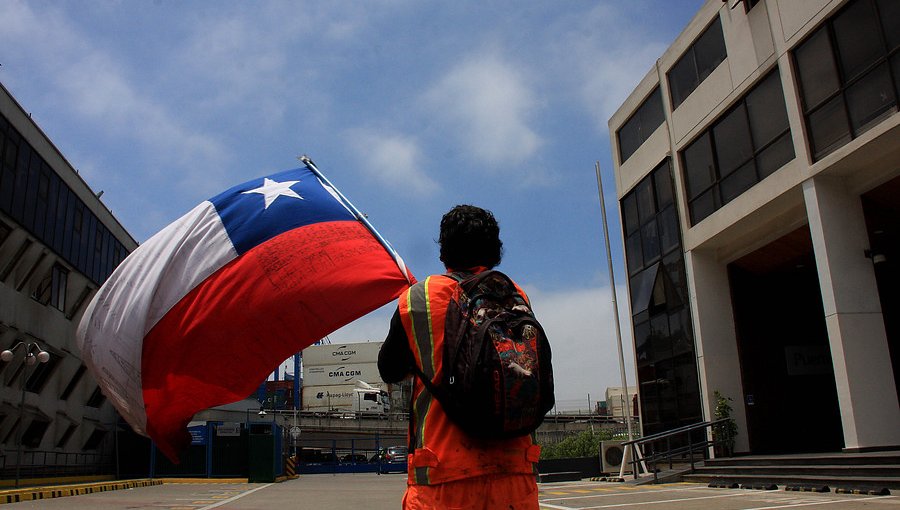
[302,362,382,387]
[302,342,383,367]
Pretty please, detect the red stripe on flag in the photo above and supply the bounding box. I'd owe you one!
[142,220,411,461]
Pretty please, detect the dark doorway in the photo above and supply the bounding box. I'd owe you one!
[729,227,844,454]
[862,175,900,402]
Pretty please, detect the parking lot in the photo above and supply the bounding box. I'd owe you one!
[0,475,896,509]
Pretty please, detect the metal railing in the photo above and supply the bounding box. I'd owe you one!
[622,418,733,483]
[0,450,113,480]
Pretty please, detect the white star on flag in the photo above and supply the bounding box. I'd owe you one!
[242,178,303,209]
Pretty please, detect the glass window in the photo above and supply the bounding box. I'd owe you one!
[23,151,41,232]
[845,63,895,133]
[633,320,651,367]
[56,424,77,448]
[618,116,641,164]
[51,264,68,311]
[649,313,671,362]
[756,133,795,179]
[622,159,697,435]
[653,162,674,209]
[641,219,661,264]
[793,0,900,160]
[25,354,60,393]
[713,104,753,176]
[33,167,50,240]
[630,263,660,315]
[694,17,727,82]
[669,52,699,110]
[11,143,31,223]
[636,178,656,222]
[60,365,86,400]
[683,133,715,199]
[21,419,50,448]
[618,88,665,163]
[0,220,10,247]
[625,231,644,275]
[641,89,665,138]
[746,72,790,147]
[63,190,76,262]
[833,0,883,82]
[795,29,841,110]
[669,16,726,109]
[720,161,757,204]
[807,96,852,158]
[623,194,640,235]
[893,54,900,104]
[658,206,680,254]
[44,172,59,249]
[681,69,794,224]
[52,176,67,253]
[690,188,718,224]
[877,0,900,51]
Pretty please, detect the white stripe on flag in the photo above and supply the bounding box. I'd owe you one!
[77,201,237,434]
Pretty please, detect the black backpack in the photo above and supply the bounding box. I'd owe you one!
[412,270,554,439]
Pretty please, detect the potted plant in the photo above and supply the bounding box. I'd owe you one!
[712,391,737,457]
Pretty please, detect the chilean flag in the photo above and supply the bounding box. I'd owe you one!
[76,160,414,461]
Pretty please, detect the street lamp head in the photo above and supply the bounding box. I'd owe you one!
[36,351,50,363]
[0,350,12,362]
[25,353,36,365]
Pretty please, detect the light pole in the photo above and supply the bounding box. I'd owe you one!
[1,341,50,488]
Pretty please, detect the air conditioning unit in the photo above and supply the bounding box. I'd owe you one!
[600,441,633,474]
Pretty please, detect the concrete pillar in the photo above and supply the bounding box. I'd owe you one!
[803,175,900,450]
[685,249,749,454]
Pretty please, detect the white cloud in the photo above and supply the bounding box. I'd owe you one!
[347,129,437,195]
[523,284,636,411]
[546,3,670,130]
[0,0,228,190]
[422,50,542,167]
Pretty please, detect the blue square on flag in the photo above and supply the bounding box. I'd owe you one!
[211,167,355,255]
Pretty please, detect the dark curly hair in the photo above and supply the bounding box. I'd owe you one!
[438,205,503,270]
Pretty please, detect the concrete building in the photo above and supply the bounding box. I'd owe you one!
[0,81,137,477]
[608,0,899,455]
[604,386,638,420]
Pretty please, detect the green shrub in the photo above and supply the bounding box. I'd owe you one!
[540,428,616,459]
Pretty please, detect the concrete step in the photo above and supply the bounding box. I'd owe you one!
[696,463,900,478]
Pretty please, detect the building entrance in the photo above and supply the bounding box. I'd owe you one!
[728,227,843,454]
[862,175,900,402]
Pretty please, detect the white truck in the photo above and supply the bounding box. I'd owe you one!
[301,380,390,416]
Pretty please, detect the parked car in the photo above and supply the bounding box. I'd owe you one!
[377,446,408,474]
[341,453,368,464]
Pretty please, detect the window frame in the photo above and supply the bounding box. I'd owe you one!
[668,16,727,110]
[792,0,900,160]
[680,69,795,225]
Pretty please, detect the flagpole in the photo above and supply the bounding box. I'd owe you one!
[299,155,413,284]
[594,161,635,445]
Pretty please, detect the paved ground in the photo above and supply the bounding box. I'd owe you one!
[0,475,897,509]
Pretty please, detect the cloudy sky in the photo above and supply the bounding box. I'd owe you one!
[1,0,703,411]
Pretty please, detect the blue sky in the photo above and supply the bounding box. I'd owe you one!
[2,0,703,411]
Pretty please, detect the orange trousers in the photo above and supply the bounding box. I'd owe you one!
[401,473,538,510]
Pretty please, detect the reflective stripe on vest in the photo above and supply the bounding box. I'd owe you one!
[401,275,454,485]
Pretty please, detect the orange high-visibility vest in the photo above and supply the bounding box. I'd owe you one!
[399,273,541,486]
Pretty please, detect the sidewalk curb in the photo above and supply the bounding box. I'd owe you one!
[0,479,162,504]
